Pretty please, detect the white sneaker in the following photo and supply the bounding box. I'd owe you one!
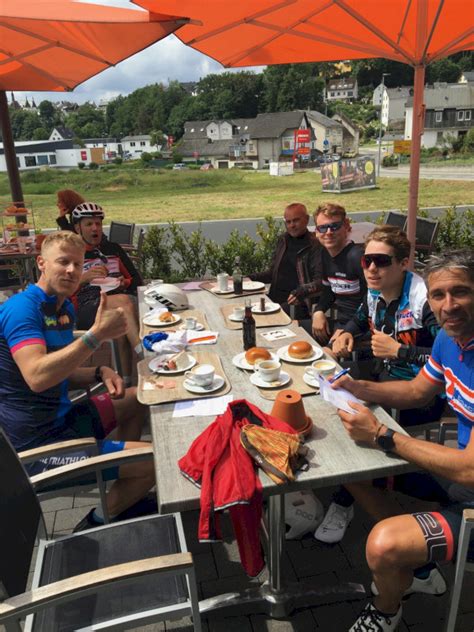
[349,602,402,631]
[371,565,447,597]
[314,502,354,543]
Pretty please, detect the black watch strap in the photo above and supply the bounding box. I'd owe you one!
[397,344,411,361]
[377,428,396,453]
[94,366,103,383]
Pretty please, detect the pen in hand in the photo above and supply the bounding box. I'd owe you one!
[329,368,350,384]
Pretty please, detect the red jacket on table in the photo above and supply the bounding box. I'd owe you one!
[178,400,298,577]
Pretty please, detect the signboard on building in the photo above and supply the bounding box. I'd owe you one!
[393,140,412,155]
[295,129,311,143]
[80,150,87,161]
[167,135,175,148]
[321,156,376,193]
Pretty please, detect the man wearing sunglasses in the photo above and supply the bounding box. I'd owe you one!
[333,249,474,632]
[248,203,322,320]
[308,203,367,345]
[315,226,442,546]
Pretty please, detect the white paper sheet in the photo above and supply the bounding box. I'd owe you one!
[260,328,296,342]
[318,376,364,414]
[173,394,233,418]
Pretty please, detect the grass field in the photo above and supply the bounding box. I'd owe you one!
[0,168,472,229]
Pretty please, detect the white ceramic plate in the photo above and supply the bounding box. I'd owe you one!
[179,323,205,332]
[303,372,320,390]
[148,353,196,375]
[90,277,120,292]
[242,281,265,291]
[232,351,279,371]
[183,375,225,394]
[211,286,234,295]
[276,344,324,364]
[250,370,291,389]
[229,314,244,322]
[251,302,280,314]
[142,313,181,327]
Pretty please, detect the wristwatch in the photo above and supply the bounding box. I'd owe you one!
[376,428,396,453]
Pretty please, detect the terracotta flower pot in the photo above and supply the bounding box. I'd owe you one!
[35,234,47,250]
[271,389,313,436]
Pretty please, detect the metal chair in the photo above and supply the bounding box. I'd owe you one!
[385,211,407,230]
[0,428,202,632]
[445,509,474,632]
[108,221,135,247]
[414,217,439,259]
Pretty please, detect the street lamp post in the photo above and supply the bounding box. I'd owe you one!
[377,73,390,177]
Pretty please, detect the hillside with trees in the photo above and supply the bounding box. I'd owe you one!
[6,52,473,143]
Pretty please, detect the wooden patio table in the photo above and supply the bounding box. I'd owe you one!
[140,286,415,619]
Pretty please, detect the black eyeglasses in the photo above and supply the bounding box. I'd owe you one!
[315,221,344,234]
[361,254,394,269]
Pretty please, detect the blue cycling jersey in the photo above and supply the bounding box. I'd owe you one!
[0,284,75,450]
[422,329,474,450]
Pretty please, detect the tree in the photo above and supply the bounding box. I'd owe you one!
[150,130,165,149]
[38,100,57,131]
[426,58,462,83]
[32,127,49,140]
[262,64,325,112]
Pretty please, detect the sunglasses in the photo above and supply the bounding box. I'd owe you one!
[315,220,344,234]
[361,254,394,269]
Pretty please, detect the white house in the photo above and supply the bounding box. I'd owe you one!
[305,110,343,154]
[326,77,358,102]
[120,135,153,158]
[373,86,413,127]
[0,139,77,172]
[404,82,474,148]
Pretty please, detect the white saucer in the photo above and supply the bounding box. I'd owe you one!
[183,375,225,394]
[143,313,181,327]
[303,372,320,389]
[276,344,323,364]
[250,370,291,388]
[211,285,234,295]
[251,302,280,314]
[148,353,196,375]
[179,323,205,331]
[229,314,244,322]
[232,351,279,371]
[243,281,265,291]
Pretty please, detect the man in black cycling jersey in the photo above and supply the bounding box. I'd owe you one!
[310,203,367,345]
[72,203,142,385]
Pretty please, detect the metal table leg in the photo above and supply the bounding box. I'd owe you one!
[199,494,366,619]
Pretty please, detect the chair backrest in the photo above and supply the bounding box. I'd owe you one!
[0,429,42,598]
[415,217,439,249]
[109,221,135,246]
[385,211,407,230]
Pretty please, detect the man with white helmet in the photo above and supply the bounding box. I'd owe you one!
[72,203,142,385]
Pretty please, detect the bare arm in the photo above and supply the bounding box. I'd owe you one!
[339,403,473,488]
[337,371,443,410]
[13,293,127,393]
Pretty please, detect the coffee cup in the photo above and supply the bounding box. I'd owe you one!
[217,272,229,292]
[185,364,215,387]
[306,359,337,379]
[148,279,164,287]
[231,306,244,320]
[254,359,281,383]
[184,317,197,330]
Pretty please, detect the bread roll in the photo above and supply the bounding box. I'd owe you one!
[245,347,271,365]
[159,311,174,322]
[288,340,313,359]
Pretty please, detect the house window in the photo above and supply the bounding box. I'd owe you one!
[465,111,472,121]
[347,91,353,97]
[49,155,57,165]
[25,156,37,167]
[436,131,444,144]
[37,155,48,166]
[130,141,136,146]
[457,111,464,121]
[435,111,443,123]
[140,141,146,146]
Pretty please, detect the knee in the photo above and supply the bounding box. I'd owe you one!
[366,520,406,573]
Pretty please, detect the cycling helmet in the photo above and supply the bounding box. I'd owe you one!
[72,202,104,223]
[284,491,324,540]
[143,283,189,311]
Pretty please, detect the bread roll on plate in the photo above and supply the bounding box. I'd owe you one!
[245,347,271,365]
[288,340,313,359]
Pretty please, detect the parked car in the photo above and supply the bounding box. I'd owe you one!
[173,163,188,170]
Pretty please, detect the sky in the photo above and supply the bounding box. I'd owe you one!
[13,0,254,107]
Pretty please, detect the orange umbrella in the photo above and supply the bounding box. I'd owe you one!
[135,0,474,256]
[0,0,188,204]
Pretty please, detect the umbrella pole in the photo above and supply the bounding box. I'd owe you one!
[0,90,24,206]
[407,65,426,268]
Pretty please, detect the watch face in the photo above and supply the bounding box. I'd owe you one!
[378,430,395,452]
